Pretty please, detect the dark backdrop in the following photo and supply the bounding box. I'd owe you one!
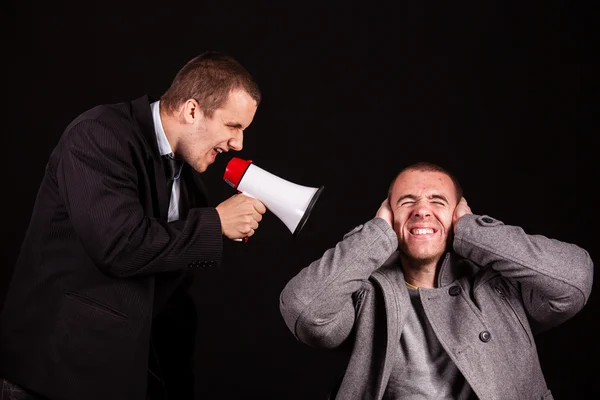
[3,1,598,399]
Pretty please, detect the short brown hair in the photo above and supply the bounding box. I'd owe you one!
[387,161,463,202]
[160,51,261,118]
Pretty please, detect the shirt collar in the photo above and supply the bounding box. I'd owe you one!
[150,100,173,157]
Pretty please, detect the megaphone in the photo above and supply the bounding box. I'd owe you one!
[223,157,324,239]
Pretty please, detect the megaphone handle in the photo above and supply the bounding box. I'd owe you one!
[233,191,253,242]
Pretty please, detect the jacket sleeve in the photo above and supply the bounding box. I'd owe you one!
[56,118,223,278]
[279,217,398,348]
[453,214,594,333]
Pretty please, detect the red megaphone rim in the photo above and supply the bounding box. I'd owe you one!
[223,157,253,189]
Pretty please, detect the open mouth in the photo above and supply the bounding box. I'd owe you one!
[210,148,224,161]
[409,228,437,235]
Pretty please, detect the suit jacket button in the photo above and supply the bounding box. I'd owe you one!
[449,286,461,296]
[479,331,491,342]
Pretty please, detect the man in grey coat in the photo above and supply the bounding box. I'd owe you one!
[279,161,593,399]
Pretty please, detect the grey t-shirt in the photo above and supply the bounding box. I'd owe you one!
[383,286,475,399]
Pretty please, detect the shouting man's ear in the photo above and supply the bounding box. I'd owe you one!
[182,99,203,123]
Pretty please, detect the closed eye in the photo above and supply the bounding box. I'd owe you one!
[226,122,243,130]
[429,194,449,206]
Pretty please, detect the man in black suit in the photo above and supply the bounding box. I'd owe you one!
[0,51,266,400]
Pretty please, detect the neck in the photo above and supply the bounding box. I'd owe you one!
[400,258,440,289]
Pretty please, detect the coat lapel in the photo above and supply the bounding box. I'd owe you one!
[131,95,170,219]
[370,253,409,399]
[179,164,210,214]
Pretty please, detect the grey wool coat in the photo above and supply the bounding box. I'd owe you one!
[279,214,593,400]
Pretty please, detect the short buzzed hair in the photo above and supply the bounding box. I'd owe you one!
[387,161,463,202]
[160,51,261,118]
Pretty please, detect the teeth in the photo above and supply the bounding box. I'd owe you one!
[215,148,222,153]
[411,228,434,235]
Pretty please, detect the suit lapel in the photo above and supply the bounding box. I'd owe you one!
[179,165,210,219]
[156,160,171,220]
[178,171,191,220]
[190,167,210,206]
[131,95,170,219]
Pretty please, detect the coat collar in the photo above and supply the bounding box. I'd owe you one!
[131,95,170,218]
[131,95,161,158]
[437,252,479,286]
[374,251,478,289]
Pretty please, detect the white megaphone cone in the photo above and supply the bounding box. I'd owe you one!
[223,157,324,239]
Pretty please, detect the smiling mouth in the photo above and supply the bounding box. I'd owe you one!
[410,228,436,235]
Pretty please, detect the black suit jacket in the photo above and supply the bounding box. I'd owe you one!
[0,96,223,400]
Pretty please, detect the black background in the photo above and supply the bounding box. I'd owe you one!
[3,1,598,399]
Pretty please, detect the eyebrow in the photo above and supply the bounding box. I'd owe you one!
[395,194,450,205]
